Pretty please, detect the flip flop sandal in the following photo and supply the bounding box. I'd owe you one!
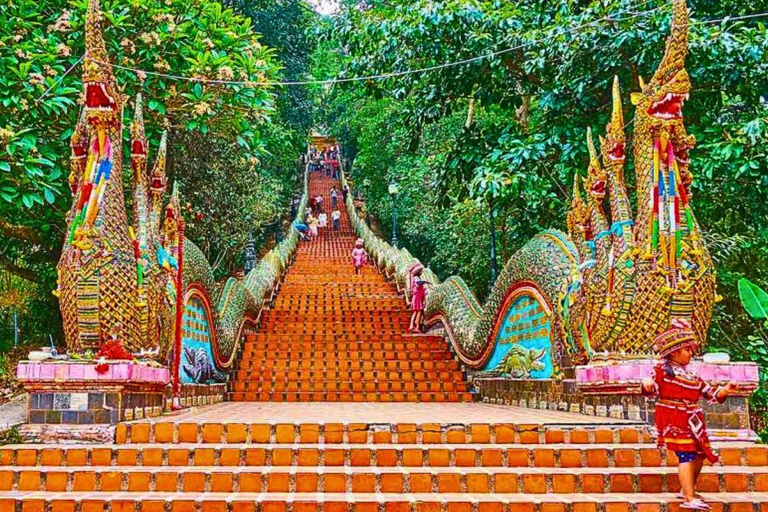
[677,493,702,500]
[680,499,710,511]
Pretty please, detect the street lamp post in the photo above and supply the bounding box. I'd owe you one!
[388,180,399,248]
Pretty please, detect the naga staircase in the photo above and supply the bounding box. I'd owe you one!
[3,172,768,510]
[228,173,472,403]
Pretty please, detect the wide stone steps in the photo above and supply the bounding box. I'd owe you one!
[242,340,448,350]
[2,465,765,494]
[3,491,766,512]
[4,443,763,468]
[232,371,463,383]
[234,361,462,372]
[227,391,474,403]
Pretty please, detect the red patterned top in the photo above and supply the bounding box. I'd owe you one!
[643,362,726,463]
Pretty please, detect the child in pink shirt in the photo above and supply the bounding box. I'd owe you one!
[409,266,428,333]
[351,238,368,275]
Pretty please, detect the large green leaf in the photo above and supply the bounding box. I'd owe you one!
[738,278,768,321]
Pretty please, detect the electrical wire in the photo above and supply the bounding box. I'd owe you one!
[94,0,668,87]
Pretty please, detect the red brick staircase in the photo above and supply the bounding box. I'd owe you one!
[2,172,766,510]
[1,412,766,510]
[228,173,472,403]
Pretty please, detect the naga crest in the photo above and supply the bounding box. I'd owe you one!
[572,0,715,355]
[82,0,120,130]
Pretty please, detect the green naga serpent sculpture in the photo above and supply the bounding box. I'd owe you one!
[342,0,715,377]
[56,0,306,383]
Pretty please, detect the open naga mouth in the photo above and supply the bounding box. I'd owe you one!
[132,140,147,157]
[151,176,166,193]
[674,145,690,165]
[607,142,625,162]
[590,179,607,199]
[648,92,688,120]
[85,82,117,111]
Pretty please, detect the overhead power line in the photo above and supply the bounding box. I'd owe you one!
[36,6,768,97]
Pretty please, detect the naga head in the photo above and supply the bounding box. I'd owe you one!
[131,94,147,161]
[68,110,89,194]
[631,0,690,133]
[83,0,120,130]
[601,76,627,167]
[584,127,607,201]
[150,131,168,197]
[567,178,590,241]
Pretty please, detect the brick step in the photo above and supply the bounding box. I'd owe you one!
[227,391,474,403]
[232,371,462,382]
[5,443,760,468]
[270,306,404,310]
[242,341,447,350]
[264,314,410,327]
[239,351,455,361]
[245,335,442,343]
[253,330,414,337]
[246,333,442,339]
[263,308,406,314]
[229,382,470,394]
[116,423,649,445]
[3,464,764,494]
[3,490,767,511]
[236,361,461,372]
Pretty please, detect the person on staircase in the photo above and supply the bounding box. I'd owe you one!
[293,220,310,241]
[307,213,319,239]
[408,266,429,333]
[342,183,349,203]
[641,319,739,511]
[318,210,328,229]
[315,194,324,213]
[330,187,339,210]
[331,208,341,232]
[351,238,368,275]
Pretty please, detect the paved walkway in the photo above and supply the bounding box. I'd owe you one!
[134,401,634,425]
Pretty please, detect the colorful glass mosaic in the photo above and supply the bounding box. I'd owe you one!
[484,293,553,379]
[180,296,224,384]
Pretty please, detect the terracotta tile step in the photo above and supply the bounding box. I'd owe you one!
[264,307,406,313]
[237,361,461,372]
[256,325,411,332]
[6,464,768,494]
[255,329,413,336]
[4,490,768,512]
[3,464,766,494]
[229,381,469,394]
[259,317,408,324]
[245,334,445,343]
[267,304,403,310]
[242,341,447,351]
[227,391,474,403]
[246,335,440,343]
[239,350,455,361]
[115,423,649,446]
[233,370,462,382]
[3,443,759,468]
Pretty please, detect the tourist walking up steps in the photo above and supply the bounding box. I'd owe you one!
[641,319,739,511]
[318,211,328,229]
[307,213,319,239]
[408,265,428,333]
[331,208,341,232]
[351,238,368,275]
[331,186,338,209]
